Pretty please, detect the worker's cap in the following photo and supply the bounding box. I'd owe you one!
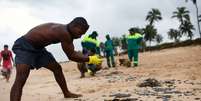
[91,31,98,37]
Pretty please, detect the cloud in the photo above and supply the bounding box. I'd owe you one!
[0,0,200,61]
[0,1,43,35]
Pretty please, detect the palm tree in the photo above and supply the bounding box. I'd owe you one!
[172,7,190,25]
[172,7,192,39]
[143,25,157,47]
[180,20,195,40]
[129,27,143,34]
[155,34,163,45]
[112,37,121,47]
[185,0,201,38]
[140,40,146,52]
[168,29,182,42]
[146,8,162,26]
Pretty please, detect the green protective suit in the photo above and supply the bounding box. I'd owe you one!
[127,33,143,66]
[104,39,115,67]
[81,35,100,55]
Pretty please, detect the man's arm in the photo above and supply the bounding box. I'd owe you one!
[0,52,2,66]
[9,51,15,66]
[61,41,89,62]
[137,37,143,44]
[9,51,14,62]
[112,41,115,50]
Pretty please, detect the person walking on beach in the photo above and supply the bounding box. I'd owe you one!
[0,45,14,82]
[127,28,143,67]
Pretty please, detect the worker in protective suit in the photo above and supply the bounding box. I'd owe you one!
[78,31,101,77]
[127,28,143,67]
[81,31,100,55]
[104,34,115,68]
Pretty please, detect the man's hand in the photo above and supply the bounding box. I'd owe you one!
[88,55,102,65]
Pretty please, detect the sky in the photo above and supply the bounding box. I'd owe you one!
[0,0,200,62]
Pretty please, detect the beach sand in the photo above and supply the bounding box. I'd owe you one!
[1,45,201,101]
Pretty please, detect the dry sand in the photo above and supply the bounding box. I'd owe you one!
[1,45,201,101]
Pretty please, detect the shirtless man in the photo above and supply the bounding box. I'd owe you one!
[11,17,102,101]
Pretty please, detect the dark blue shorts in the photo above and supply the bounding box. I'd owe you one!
[12,37,56,69]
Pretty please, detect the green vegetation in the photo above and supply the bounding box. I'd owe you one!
[146,8,162,26]
[168,29,181,43]
[100,1,200,53]
[155,34,163,45]
[185,0,201,38]
[172,7,195,40]
[143,38,201,51]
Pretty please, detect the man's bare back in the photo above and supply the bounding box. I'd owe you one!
[22,19,90,62]
[24,23,71,48]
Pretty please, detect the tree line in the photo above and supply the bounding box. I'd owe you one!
[105,0,201,52]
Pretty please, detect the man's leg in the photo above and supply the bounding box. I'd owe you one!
[133,49,139,66]
[10,64,30,101]
[6,69,11,82]
[110,51,115,67]
[44,62,82,98]
[87,64,97,76]
[1,68,7,80]
[106,52,111,68]
[128,50,133,62]
[77,62,87,78]
[129,50,136,67]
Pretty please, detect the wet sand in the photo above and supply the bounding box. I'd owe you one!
[1,45,201,101]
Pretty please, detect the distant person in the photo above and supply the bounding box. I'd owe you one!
[11,17,102,101]
[104,34,115,68]
[127,28,143,67]
[99,42,105,57]
[0,45,14,82]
